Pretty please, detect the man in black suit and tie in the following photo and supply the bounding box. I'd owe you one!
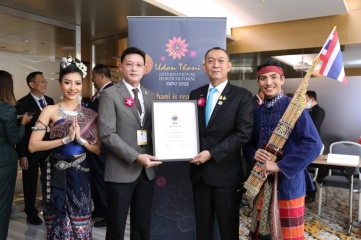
[189,47,254,240]
[87,64,113,227]
[305,90,325,134]
[16,71,54,225]
[305,90,326,203]
[98,47,162,240]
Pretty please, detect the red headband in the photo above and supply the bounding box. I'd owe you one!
[257,66,284,78]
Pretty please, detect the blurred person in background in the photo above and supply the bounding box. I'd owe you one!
[87,64,113,227]
[0,70,32,240]
[16,71,54,225]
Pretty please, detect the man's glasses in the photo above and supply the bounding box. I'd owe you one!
[32,80,48,84]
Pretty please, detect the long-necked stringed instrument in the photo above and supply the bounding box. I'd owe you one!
[244,57,320,199]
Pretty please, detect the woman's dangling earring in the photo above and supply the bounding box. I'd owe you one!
[78,94,82,105]
[60,92,63,100]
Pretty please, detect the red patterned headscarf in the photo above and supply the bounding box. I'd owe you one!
[257,66,284,78]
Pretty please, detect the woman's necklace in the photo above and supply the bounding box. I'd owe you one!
[57,103,84,119]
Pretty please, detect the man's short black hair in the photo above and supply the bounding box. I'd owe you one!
[306,90,317,101]
[93,64,111,79]
[120,47,146,64]
[26,71,43,87]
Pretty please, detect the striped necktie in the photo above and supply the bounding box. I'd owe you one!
[132,88,142,114]
[39,99,46,109]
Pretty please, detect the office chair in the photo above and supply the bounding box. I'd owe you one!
[317,141,361,224]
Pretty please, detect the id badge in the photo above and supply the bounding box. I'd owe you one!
[137,130,147,145]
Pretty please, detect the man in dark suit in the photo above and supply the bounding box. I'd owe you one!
[305,90,326,203]
[305,90,325,134]
[189,47,254,240]
[16,71,54,225]
[98,47,162,240]
[239,87,265,209]
[87,64,113,227]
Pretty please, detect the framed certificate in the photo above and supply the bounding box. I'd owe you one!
[152,100,200,161]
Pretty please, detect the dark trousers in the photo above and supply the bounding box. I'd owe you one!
[87,152,108,217]
[22,156,46,218]
[105,169,154,240]
[193,181,241,240]
[0,163,17,240]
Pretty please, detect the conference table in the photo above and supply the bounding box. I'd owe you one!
[310,155,361,236]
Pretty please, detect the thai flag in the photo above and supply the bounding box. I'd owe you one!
[318,27,347,84]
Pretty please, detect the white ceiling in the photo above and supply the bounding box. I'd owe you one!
[0,0,358,70]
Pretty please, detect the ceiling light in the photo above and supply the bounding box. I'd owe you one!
[23,38,29,43]
[293,61,311,71]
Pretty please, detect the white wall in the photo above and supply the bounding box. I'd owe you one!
[1,52,63,103]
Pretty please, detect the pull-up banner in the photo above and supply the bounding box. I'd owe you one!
[128,17,226,240]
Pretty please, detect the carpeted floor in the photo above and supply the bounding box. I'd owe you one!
[239,188,361,240]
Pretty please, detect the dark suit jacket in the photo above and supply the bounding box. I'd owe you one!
[87,82,113,113]
[0,102,25,167]
[189,82,254,187]
[308,104,325,134]
[16,93,54,160]
[87,82,113,157]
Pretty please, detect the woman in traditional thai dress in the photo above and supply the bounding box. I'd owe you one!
[29,56,101,239]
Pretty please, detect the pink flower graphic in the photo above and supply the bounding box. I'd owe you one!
[189,50,197,58]
[166,36,189,59]
[156,176,167,187]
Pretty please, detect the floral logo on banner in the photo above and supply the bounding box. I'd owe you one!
[155,178,195,233]
[189,50,197,58]
[166,36,189,59]
[150,214,166,240]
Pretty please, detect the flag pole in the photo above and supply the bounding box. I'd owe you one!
[317,26,337,58]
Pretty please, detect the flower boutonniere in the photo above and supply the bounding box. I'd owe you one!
[125,97,135,108]
[218,95,227,105]
[197,97,206,107]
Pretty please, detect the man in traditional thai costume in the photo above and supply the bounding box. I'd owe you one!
[243,59,322,240]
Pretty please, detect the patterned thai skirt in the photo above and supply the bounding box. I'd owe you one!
[43,153,92,240]
[250,176,305,240]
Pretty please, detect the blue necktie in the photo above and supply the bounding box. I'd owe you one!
[205,88,217,126]
[39,99,46,109]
